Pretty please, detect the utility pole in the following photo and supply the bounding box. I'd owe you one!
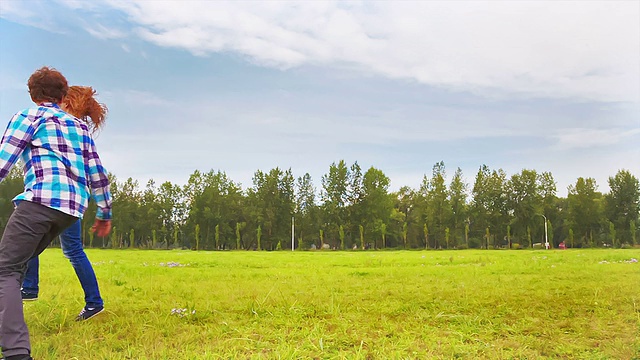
[539,214,549,249]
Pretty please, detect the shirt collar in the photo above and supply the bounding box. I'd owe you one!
[39,102,60,109]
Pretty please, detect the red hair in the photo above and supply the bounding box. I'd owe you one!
[62,86,108,132]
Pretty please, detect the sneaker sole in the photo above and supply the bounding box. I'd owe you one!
[78,307,105,321]
[22,298,38,302]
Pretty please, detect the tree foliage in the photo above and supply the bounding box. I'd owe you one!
[2,162,636,251]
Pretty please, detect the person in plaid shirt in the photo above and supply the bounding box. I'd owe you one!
[0,67,112,360]
[22,85,111,322]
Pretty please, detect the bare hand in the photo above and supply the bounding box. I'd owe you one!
[91,219,112,237]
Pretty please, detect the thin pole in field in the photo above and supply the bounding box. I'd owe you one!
[292,216,295,251]
[543,214,549,249]
[538,213,550,249]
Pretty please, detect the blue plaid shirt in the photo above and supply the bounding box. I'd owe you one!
[0,103,112,220]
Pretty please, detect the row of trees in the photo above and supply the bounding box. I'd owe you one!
[0,162,638,251]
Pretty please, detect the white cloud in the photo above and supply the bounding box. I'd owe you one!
[3,1,637,102]
[57,0,102,10]
[3,0,637,197]
[552,128,640,150]
[83,22,126,39]
[0,0,64,32]
[76,0,640,103]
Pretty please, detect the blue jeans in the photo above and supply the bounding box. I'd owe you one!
[22,219,103,308]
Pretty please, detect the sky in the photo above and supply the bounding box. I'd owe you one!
[0,0,638,197]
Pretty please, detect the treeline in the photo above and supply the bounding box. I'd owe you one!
[0,161,638,250]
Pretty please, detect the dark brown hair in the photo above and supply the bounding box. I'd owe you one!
[62,86,108,131]
[27,66,68,103]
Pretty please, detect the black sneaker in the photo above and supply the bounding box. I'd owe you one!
[21,291,38,301]
[1,354,33,359]
[75,306,104,321]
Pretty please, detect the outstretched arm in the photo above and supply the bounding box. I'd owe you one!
[0,110,35,182]
[85,135,112,236]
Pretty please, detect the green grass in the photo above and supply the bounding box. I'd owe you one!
[17,249,640,359]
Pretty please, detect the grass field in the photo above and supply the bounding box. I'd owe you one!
[18,249,640,359]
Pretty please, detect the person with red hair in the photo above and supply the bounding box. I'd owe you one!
[22,86,109,323]
[60,85,108,131]
[0,67,112,360]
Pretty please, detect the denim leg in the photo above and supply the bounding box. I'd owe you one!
[60,220,103,308]
[21,257,39,295]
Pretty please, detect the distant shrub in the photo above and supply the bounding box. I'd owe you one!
[512,243,521,250]
[469,238,482,249]
[456,244,469,250]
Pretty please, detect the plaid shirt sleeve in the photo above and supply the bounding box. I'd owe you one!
[85,135,112,220]
[0,110,35,182]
